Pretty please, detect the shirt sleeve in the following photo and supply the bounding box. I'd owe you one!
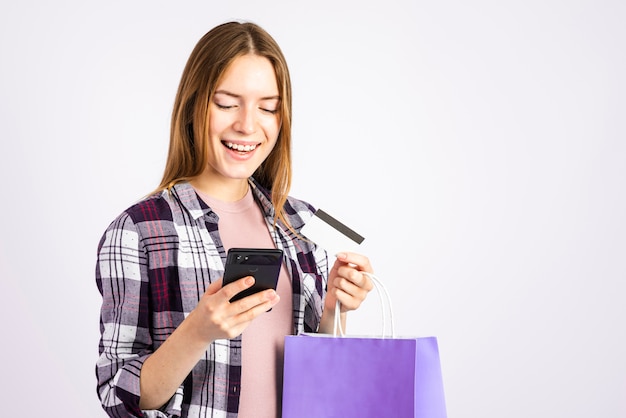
[95,212,183,417]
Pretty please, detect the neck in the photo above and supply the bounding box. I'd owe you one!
[190,176,250,202]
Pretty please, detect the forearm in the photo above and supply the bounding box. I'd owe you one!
[318,252,374,335]
[139,312,213,410]
[318,304,347,334]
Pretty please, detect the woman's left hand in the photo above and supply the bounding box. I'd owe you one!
[325,252,374,313]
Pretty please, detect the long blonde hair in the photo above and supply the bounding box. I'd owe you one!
[157,21,293,226]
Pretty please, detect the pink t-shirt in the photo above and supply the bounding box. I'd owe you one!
[196,187,293,418]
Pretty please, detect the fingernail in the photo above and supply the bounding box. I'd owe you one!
[245,276,254,285]
[336,252,347,259]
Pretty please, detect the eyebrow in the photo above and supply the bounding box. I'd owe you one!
[214,90,280,101]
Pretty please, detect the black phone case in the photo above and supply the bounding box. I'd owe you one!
[223,248,283,302]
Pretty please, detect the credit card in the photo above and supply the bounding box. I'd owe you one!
[300,209,365,257]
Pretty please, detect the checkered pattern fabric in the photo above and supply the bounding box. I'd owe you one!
[96,179,328,417]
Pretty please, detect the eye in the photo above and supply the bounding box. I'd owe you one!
[215,103,236,110]
[260,107,279,115]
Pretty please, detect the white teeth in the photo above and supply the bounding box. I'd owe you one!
[225,142,257,152]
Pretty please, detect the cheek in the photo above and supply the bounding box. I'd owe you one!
[208,112,230,137]
[263,120,281,143]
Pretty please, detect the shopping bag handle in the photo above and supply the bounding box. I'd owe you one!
[334,272,396,338]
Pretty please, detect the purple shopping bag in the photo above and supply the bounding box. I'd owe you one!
[281,334,447,418]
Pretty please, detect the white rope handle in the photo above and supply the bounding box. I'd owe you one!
[333,272,395,339]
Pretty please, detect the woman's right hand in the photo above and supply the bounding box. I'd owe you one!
[189,276,280,342]
[139,277,278,410]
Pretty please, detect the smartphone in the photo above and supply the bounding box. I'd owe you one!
[222,248,283,303]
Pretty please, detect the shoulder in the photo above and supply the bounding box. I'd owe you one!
[123,191,175,224]
[117,182,204,224]
[101,182,207,239]
[99,191,176,242]
[101,192,174,231]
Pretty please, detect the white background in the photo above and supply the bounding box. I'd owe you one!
[1,1,625,417]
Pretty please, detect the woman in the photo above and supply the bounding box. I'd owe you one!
[96,21,374,418]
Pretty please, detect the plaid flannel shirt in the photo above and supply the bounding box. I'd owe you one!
[95,179,328,417]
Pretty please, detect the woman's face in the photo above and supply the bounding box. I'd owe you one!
[203,54,281,192]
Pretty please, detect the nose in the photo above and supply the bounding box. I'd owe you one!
[234,106,256,134]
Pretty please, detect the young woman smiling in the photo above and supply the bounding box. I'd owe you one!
[95,21,374,418]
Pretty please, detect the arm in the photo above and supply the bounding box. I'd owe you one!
[96,214,152,417]
[318,252,374,334]
[138,277,279,410]
[96,214,279,415]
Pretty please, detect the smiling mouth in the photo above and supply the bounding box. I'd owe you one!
[223,141,259,152]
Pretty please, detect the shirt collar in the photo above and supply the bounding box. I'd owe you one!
[170,178,275,221]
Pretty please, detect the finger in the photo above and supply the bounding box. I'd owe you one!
[334,286,365,311]
[335,252,373,273]
[335,267,374,291]
[334,276,369,301]
[220,276,255,302]
[230,290,280,323]
[232,288,279,313]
